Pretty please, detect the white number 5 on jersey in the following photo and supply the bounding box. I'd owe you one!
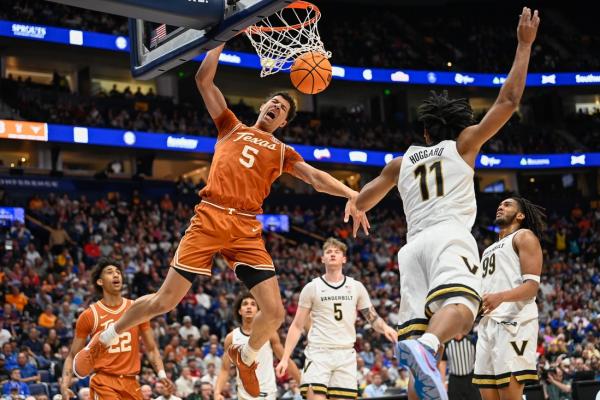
[240,145,259,168]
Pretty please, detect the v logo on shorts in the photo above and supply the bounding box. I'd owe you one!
[510,340,528,356]
[461,256,479,274]
[303,361,312,373]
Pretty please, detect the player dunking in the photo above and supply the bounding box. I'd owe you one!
[473,197,545,400]
[275,238,397,400]
[62,259,173,399]
[215,293,301,400]
[355,8,540,399]
[75,43,369,397]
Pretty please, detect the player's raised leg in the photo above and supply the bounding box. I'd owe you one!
[103,268,193,340]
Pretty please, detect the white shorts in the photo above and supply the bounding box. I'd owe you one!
[473,317,539,388]
[396,222,482,340]
[238,392,276,400]
[300,346,358,399]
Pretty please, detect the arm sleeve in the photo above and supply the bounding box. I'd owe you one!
[213,109,241,140]
[356,282,373,310]
[282,145,304,174]
[298,282,314,309]
[74,310,93,339]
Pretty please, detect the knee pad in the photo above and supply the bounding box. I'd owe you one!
[235,264,276,290]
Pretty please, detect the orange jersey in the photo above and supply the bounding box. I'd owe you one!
[75,299,150,376]
[199,109,304,213]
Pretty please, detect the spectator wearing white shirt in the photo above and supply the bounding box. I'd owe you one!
[201,344,221,371]
[363,373,388,398]
[199,361,217,388]
[179,316,200,342]
[174,367,197,398]
[154,380,182,400]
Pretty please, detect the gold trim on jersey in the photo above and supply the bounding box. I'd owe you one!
[397,318,428,340]
[472,370,538,388]
[300,383,328,397]
[424,284,481,318]
[327,386,359,399]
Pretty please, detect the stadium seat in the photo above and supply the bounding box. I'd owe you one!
[28,383,50,396]
[39,370,50,382]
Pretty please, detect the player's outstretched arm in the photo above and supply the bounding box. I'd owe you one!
[214,333,233,400]
[457,7,540,166]
[291,161,370,236]
[355,156,401,213]
[275,306,310,378]
[271,331,301,383]
[60,337,86,399]
[359,305,398,344]
[482,229,542,313]
[141,328,173,393]
[195,44,228,119]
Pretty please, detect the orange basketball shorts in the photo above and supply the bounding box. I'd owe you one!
[171,201,274,276]
[89,373,142,400]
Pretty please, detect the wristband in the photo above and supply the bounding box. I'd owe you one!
[522,274,540,283]
[158,370,167,380]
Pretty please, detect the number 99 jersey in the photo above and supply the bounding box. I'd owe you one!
[398,140,476,241]
[75,299,150,376]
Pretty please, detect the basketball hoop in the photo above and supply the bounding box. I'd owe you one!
[244,1,331,77]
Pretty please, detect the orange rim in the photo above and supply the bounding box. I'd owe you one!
[245,1,320,33]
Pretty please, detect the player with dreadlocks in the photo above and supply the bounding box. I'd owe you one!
[355,7,540,399]
[473,196,545,400]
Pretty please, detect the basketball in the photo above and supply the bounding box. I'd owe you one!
[290,51,332,94]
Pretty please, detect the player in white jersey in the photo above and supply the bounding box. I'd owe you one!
[275,238,397,400]
[473,197,545,400]
[215,292,300,400]
[355,9,540,400]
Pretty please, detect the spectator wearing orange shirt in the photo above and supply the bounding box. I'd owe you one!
[38,305,57,329]
[160,193,174,212]
[5,286,28,312]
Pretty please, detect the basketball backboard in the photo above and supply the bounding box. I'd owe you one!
[47,0,295,80]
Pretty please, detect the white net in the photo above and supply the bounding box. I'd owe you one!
[244,1,331,77]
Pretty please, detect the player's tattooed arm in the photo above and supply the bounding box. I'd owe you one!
[360,306,381,325]
[360,306,398,343]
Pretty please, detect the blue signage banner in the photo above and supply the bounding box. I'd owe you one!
[40,123,600,169]
[1,19,600,87]
[256,214,290,232]
[1,118,598,169]
[0,207,25,227]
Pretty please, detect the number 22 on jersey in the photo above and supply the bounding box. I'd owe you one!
[100,320,132,353]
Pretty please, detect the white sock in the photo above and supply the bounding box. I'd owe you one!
[418,333,440,353]
[240,343,259,365]
[99,323,118,346]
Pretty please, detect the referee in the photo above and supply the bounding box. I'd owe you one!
[440,333,481,400]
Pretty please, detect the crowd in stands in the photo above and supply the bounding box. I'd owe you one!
[0,184,598,399]
[2,76,599,155]
[2,1,599,72]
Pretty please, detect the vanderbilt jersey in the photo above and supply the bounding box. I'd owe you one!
[398,140,476,240]
[481,230,538,324]
[298,276,371,348]
[232,328,276,398]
